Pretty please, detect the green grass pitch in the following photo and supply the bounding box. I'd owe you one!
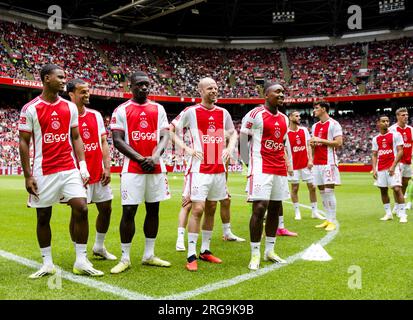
[0,172,412,300]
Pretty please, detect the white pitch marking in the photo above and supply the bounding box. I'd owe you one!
[0,249,154,300]
[159,198,338,300]
[1,186,336,300]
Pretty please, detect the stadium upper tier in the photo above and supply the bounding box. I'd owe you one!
[0,20,412,99]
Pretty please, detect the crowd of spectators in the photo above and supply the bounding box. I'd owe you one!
[0,21,119,90]
[0,20,411,99]
[286,43,362,97]
[366,38,413,93]
[0,107,20,167]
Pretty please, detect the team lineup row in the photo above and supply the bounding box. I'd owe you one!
[17,64,409,278]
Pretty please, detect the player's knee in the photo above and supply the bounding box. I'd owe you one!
[254,202,267,216]
[37,214,51,226]
[73,204,88,220]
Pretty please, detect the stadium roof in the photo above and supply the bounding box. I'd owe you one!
[0,0,412,40]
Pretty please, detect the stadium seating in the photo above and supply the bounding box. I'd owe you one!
[0,20,411,98]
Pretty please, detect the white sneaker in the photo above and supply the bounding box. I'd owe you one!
[248,254,260,271]
[142,256,171,267]
[406,202,412,210]
[110,260,131,274]
[264,251,287,264]
[73,260,104,277]
[380,214,393,221]
[294,212,302,220]
[29,264,56,279]
[93,246,117,260]
[312,211,326,220]
[223,232,246,242]
[399,214,408,223]
[176,239,186,252]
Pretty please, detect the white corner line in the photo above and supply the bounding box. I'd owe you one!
[0,249,154,300]
[159,205,339,300]
[0,193,338,300]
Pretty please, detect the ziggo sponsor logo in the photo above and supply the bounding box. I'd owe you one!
[202,135,223,144]
[131,131,156,141]
[84,142,98,152]
[43,133,69,143]
[264,140,284,150]
[378,149,393,156]
[293,146,306,152]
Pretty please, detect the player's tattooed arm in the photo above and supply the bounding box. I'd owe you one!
[101,134,111,186]
[371,150,378,179]
[143,127,171,171]
[19,131,39,197]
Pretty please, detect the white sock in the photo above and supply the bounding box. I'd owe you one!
[293,203,300,214]
[311,202,318,214]
[278,216,285,229]
[222,223,231,237]
[264,236,276,255]
[320,190,329,216]
[120,243,131,262]
[393,203,399,213]
[94,232,106,250]
[324,188,337,222]
[40,246,53,266]
[250,242,261,257]
[383,203,391,216]
[72,241,76,250]
[399,203,406,217]
[200,230,212,253]
[187,233,199,258]
[143,238,156,260]
[177,227,185,241]
[75,243,87,264]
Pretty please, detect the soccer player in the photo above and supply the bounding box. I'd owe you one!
[18,64,103,278]
[66,79,116,261]
[309,101,343,232]
[389,108,413,215]
[285,110,324,220]
[240,82,290,270]
[372,115,407,222]
[173,77,238,271]
[110,71,171,274]
[170,121,245,252]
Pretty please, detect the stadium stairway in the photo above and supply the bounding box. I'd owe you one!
[1,38,34,80]
[94,43,126,90]
[280,49,291,84]
[146,49,176,96]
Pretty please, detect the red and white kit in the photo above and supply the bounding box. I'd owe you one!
[372,131,404,187]
[172,103,234,201]
[389,124,413,178]
[311,118,342,186]
[111,99,170,204]
[285,126,313,184]
[241,105,290,201]
[18,96,86,207]
[79,107,113,203]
